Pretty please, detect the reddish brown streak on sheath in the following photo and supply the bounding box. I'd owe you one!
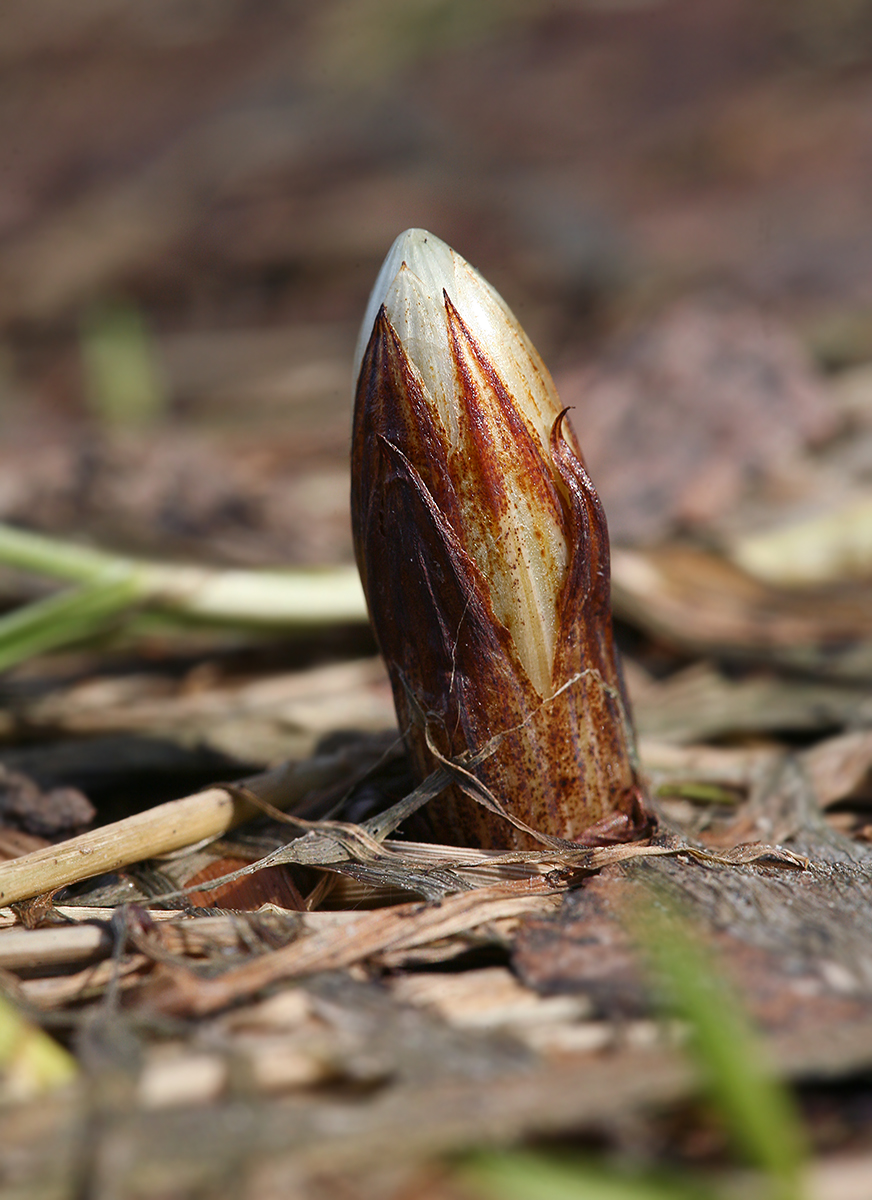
[444,293,569,555]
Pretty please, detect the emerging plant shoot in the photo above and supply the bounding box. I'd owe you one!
[352,229,650,849]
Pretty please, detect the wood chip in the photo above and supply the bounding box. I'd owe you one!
[389,966,591,1029]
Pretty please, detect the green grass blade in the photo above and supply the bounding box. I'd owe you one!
[466,1152,714,1200]
[0,573,142,672]
[81,301,167,428]
[0,992,78,1097]
[631,893,806,1199]
[0,522,119,585]
[0,522,368,631]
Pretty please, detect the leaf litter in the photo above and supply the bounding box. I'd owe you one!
[0,620,858,1161]
[0,713,809,1049]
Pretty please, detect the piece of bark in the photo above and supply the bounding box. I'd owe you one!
[802,730,872,807]
[632,659,872,744]
[516,759,872,1034]
[5,658,396,767]
[12,1009,872,1198]
[4,766,872,1191]
[0,1048,694,1198]
[182,856,305,911]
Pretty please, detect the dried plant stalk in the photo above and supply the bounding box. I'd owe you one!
[0,749,369,907]
[352,229,652,849]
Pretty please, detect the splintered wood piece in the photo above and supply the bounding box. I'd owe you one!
[182,857,305,910]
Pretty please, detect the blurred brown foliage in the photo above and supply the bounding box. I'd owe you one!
[2,0,872,568]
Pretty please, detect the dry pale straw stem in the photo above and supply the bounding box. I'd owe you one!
[351,229,652,848]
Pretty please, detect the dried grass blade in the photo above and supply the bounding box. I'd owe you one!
[0,924,114,969]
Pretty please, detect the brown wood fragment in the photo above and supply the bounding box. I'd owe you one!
[183,856,305,910]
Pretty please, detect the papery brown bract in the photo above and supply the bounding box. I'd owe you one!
[351,243,651,850]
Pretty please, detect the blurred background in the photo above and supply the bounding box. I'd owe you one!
[4,0,872,576]
[8,9,872,1186]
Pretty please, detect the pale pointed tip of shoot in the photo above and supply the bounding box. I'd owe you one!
[354,229,456,383]
[354,229,562,449]
[353,228,524,390]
